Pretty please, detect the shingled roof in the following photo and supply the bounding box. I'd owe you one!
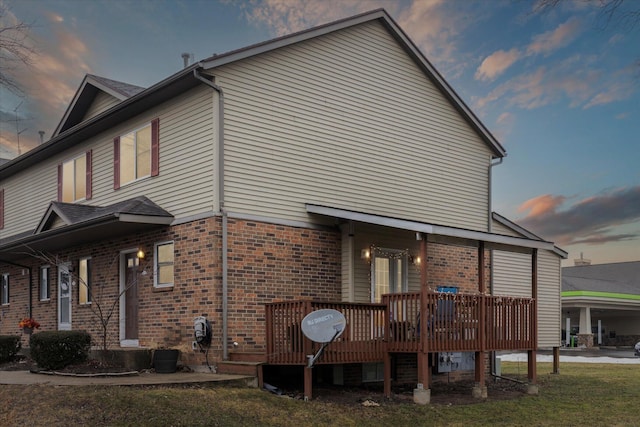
[562,261,640,295]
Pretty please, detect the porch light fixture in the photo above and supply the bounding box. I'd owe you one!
[413,256,421,266]
[136,249,145,259]
[360,248,371,260]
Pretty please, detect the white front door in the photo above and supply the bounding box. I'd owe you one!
[58,263,72,330]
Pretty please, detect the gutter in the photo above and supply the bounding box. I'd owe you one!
[193,69,230,360]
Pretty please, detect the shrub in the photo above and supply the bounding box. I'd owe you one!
[0,335,21,363]
[30,330,91,370]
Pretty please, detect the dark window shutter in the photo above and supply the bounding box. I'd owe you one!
[151,118,160,176]
[57,164,63,201]
[114,137,120,190]
[86,150,93,199]
[0,188,4,230]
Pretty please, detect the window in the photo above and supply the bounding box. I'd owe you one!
[79,257,91,304]
[371,248,408,303]
[40,266,50,301]
[1,274,8,305]
[114,119,159,189]
[154,241,174,288]
[58,151,92,202]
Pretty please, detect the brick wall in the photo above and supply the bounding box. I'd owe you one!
[226,219,341,353]
[425,244,491,293]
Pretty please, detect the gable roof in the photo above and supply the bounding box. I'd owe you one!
[52,74,146,137]
[199,9,506,158]
[0,8,505,180]
[0,196,173,262]
[492,212,567,258]
[562,261,640,296]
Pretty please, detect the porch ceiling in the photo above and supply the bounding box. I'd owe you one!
[306,204,555,253]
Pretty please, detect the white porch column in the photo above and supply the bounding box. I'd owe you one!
[579,306,591,335]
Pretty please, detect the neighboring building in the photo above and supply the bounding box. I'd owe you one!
[562,261,640,347]
[0,10,563,400]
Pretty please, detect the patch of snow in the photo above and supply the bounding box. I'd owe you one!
[499,353,640,364]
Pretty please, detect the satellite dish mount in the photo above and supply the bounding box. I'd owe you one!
[301,309,346,368]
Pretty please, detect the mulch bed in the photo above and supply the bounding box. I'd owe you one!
[0,354,134,375]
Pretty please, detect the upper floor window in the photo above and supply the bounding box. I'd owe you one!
[40,266,50,301]
[1,274,9,305]
[154,241,174,288]
[114,118,159,189]
[79,257,91,304]
[58,151,92,202]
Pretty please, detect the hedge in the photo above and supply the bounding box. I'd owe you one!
[0,335,21,363]
[30,330,91,370]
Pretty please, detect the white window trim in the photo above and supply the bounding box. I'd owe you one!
[40,265,50,301]
[61,153,87,203]
[370,248,408,303]
[119,123,152,187]
[154,240,175,288]
[78,257,92,305]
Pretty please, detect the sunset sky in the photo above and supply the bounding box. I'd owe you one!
[1,0,638,266]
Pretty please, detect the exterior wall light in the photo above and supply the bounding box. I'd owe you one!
[361,249,371,260]
[137,249,145,259]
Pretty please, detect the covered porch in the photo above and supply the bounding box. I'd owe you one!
[262,205,554,400]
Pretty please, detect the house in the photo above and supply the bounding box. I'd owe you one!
[562,261,640,348]
[0,9,565,401]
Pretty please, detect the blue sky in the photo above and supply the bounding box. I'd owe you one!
[1,0,638,266]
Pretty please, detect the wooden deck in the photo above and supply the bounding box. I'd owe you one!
[265,292,536,365]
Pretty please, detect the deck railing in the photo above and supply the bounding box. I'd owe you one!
[265,300,386,364]
[265,292,535,365]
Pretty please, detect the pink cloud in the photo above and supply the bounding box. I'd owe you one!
[475,48,521,81]
[518,194,566,218]
[526,17,582,56]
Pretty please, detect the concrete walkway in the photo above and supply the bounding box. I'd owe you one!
[0,370,254,386]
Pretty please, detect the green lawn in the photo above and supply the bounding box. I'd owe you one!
[1,362,638,426]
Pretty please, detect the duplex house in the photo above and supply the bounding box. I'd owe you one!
[0,10,564,400]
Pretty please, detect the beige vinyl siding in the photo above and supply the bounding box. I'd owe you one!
[493,249,561,348]
[0,86,216,238]
[82,92,122,122]
[216,21,492,231]
[537,249,561,347]
[491,220,522,237]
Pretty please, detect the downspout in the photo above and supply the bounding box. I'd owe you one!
[488,156,503,378]
[193,69,229,360]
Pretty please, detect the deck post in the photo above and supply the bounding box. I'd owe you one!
[416,234,431,400]
[304,366,313,401]
[383,351,392,397]
[553,346,560,374]
[527,249,539,394]
[473,242,487,398]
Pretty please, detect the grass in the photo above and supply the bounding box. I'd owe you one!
[1,362,638,426]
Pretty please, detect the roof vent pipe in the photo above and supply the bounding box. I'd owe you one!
[181,52,191,68]
[38,130,45,144]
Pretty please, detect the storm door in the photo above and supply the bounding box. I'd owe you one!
[120,251,140,346]
[58,263,71,330]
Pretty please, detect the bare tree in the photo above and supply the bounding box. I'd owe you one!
[0,3,36,96]
[25,248,151,353]
[534,0,640,31]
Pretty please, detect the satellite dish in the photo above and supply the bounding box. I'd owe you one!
[301,309,346,343]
